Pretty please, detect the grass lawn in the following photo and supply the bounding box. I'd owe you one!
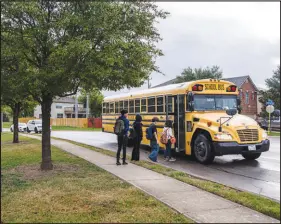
[51,126,101,131]
[1,133,192,223]
[3,121,12,128]
[268,132,280,137]
[51,137,280,220]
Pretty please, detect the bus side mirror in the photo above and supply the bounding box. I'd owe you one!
[188,102,194,111]
[187,92,194,102]
[187,92,194,111]
[226,108,237,116]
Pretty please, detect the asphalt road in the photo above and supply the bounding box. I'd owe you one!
[5,128,277,201]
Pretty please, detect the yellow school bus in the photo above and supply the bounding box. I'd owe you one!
[102,79,270,164]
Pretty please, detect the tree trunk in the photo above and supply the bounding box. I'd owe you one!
[13,103,20,143]
[41,96,53,170]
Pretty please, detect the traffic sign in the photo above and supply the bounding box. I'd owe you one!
[266,100,274,106]
[266,105,274,114]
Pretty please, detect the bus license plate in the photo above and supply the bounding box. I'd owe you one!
[248,145,256,151]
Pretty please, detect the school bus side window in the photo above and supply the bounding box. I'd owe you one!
[103,103,106,114]
[148,97,156,113]
[115,102,119,114]
[119,101,123,113]
[168,97,174,113]
[129,100,134,113]
[105,103,109,113]
[157,96,164,112]
[141,98,147,112]
[109,103,114,113]
[124,100,128,111]
[135,99,140,113]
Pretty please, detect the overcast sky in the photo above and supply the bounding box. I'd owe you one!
[103,2,280,96]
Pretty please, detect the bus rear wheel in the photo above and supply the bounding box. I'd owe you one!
[193,134,215,164]
[242,153,261,160]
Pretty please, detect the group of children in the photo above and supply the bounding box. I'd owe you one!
[114,109,176,165]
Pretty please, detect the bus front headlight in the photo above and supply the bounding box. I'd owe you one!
[214,133,233,140]
[262,130,268,140]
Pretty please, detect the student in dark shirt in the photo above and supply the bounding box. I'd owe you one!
[148,117,160,162]
[116,109,130,165]
[131,114,143,161]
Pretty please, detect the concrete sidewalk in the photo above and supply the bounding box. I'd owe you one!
[24,134,279,223]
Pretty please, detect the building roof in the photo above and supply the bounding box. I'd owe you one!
[152,78,178,88]
[153,75,258,91]
[53,97,76,104]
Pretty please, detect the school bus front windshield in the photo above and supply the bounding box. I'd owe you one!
[193,94,237,111]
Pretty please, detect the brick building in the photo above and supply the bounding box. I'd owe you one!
[153,75,259,118]
[223,76,258,118]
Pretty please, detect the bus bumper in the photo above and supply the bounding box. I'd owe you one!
[213,139,270,156]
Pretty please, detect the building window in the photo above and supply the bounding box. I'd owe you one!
[141,98,147,112]
[57,113,63,118]
[239,91,243,99]
[56,105,62,109]
[129,100,134,113]
[252,92,255,100]
[148,97,156,113]
[115,102,119,114]
[135,99,140,113]
[157,96,164,112]
[245,92,249,104]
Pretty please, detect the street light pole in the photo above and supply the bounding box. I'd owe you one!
[86,93,89,118]
[75,94,78,119]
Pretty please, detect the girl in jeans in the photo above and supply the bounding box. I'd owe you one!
[163,120,176,162]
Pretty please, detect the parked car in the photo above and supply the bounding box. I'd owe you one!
[10,123,27,132]
[257,110,280,131]
[26,120,52,133]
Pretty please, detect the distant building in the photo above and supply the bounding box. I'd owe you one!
[34,97,86,119]
[152,75,259,118]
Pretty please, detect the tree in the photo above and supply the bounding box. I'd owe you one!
[0,48,34,143]
[176,66,223,83]
[79,89,103,118]
[1,1,168,170]
[259,65,280,117]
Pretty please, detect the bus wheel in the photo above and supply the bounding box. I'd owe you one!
[242,153,261,160]
[194,134,215,164]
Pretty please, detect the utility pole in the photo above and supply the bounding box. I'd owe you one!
[148,77,152,89]
[75,94,78,119]
[86,93,89,118]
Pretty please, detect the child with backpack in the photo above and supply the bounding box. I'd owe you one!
[114,109,130,165]
[162,120,176,162]
[147,117,160,162]
[131,114,143,161]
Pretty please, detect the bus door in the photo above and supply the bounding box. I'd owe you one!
[174,95,186,152]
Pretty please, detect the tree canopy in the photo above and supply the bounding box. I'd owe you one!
[176,65,223,83]
[78,89,103,118]
[259,65,280,116]
[1,1,168,169]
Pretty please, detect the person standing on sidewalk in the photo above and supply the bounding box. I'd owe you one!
[131,114,143,161]
[163,120,176,162]
[148,117,160,162]
[115,109,129,165]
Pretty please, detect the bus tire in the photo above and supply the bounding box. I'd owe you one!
[242,153,261,160]
[193,134,215,164]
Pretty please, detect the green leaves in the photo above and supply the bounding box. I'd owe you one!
[259,65,280,116]
[176,66,223,83]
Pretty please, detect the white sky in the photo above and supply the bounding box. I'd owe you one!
[103,2,280,96]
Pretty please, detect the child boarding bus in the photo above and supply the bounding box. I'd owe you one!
[102,79,270,164]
